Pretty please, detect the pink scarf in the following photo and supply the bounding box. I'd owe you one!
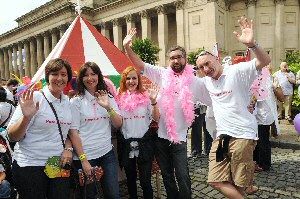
[118,90,150,112]
[161,65,195,143]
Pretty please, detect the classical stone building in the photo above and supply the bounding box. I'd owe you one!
[0,0,299,80]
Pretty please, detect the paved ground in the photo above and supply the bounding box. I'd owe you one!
[118,122,300,199]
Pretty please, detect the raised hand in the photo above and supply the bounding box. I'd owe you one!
[233,16,255,47]
[148,84,159,103]
[95,90,110,110]
[19,89,39,119]
[123,28,137,48]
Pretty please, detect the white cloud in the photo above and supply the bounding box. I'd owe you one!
[0,0,51,34]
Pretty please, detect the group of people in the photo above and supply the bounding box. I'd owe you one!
[0,15,293,199]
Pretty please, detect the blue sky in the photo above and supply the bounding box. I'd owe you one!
[0,0,51,34]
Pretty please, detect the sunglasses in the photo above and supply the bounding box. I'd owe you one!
[195,51,215,61]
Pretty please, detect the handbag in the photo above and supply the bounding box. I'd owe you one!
[42,92,71,178]
[78,166,104,187]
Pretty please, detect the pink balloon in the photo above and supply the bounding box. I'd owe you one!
[293,114,300,134]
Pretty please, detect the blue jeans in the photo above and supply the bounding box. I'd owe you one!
[12,161,71,199]
[0,180,11,198]
[74,149,120,199]
[155,137,191,199]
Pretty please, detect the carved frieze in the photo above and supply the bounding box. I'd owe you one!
[174,0,184,10]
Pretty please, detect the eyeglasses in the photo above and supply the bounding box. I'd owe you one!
[169,55,184,61]
[195,51,215,61]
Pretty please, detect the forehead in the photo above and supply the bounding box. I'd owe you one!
[196,54,210,65]
[127,70,138,77]
[169,50,183,57]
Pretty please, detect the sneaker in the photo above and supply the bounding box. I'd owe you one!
[255,167,265,172]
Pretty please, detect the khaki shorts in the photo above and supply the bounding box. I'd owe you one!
[207,137,257,187]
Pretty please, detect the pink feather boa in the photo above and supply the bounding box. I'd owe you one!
[117,90,150,112]
[161,65,195,143]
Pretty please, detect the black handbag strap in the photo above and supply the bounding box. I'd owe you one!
[41,91,65,149]
[0,104,13,128]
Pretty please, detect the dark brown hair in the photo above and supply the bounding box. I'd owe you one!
[45,58,72,83]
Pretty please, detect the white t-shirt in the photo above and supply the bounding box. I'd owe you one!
[7,86,73,167]
[203,59,258,140]
[4,87,14,102]
[0,102,15,127]
[256,76,276,125]
[120,101,152,139]
[274,70,295,96]
[144,63,212,142]
[70,90,120,160]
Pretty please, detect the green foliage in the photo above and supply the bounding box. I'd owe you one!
[187,47,205,66]
[131,38,160,65]
[282,50,300,112]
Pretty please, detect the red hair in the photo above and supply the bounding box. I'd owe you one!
[118,66,145,96]
[233,56,246,64]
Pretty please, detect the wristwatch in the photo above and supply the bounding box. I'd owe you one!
[64,147,74,152]
[248,41,259,51]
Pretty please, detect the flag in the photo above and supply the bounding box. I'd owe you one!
[245,49,251,61]
[213,42,220,60]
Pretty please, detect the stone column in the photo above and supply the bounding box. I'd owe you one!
[246,0,256,37]
[18,42,24,78]
[157,5,168,66]
[0,50,4,79]
[112,19,123,50]
[8,47,13,77]
[140,10,151,39]
[24,40,31,77]
[36,34,44,69]
[13,45,20,77]
[125,14,136,33]
[30,37,37,78]
[175,0,185,47]
[59,24,67,38]
[100,22,110,39]
[275,0,285,69]
[3,48,9,79]
[43,31,50,59]
[51,28,58,50]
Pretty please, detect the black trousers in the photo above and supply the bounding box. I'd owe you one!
[12,161,71,199]
[253,124,271,170]
[191,108,205,154]
[124,157,153,199]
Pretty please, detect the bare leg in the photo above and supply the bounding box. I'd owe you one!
[209,182,244,199]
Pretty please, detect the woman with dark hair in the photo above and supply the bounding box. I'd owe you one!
[69,62,122,199]
[7,58,74,199]
[0,86,15,129]
[117,66,159,199]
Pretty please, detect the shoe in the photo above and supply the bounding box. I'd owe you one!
[255,167,265,172]
[245,185,258,195]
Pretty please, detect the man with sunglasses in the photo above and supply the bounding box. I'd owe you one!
[196,17,271,199]
[123,29,211,199]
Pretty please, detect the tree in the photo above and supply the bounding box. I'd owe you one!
[131,38,160,65]
[282,50,300,113]
[187,48,205,66]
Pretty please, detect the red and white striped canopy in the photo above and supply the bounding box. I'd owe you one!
[32,16,133,84]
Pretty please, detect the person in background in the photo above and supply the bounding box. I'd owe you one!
[117,66,160,199]
[196,16,271,198]
[69,62,122,199]
[0,87,15,129]
[273,62,295,121]
[7,58,74,199]
[3,79,18,106]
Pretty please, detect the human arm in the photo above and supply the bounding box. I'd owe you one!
[60,137,73,168]
[123,28,145,71]
[285,72,296,84]
[95,90,122,127]
[8,90,39,141]
[68,129,93,175]
[233,17,271,70]
[0,171,6,184]
[148,84,160,121]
